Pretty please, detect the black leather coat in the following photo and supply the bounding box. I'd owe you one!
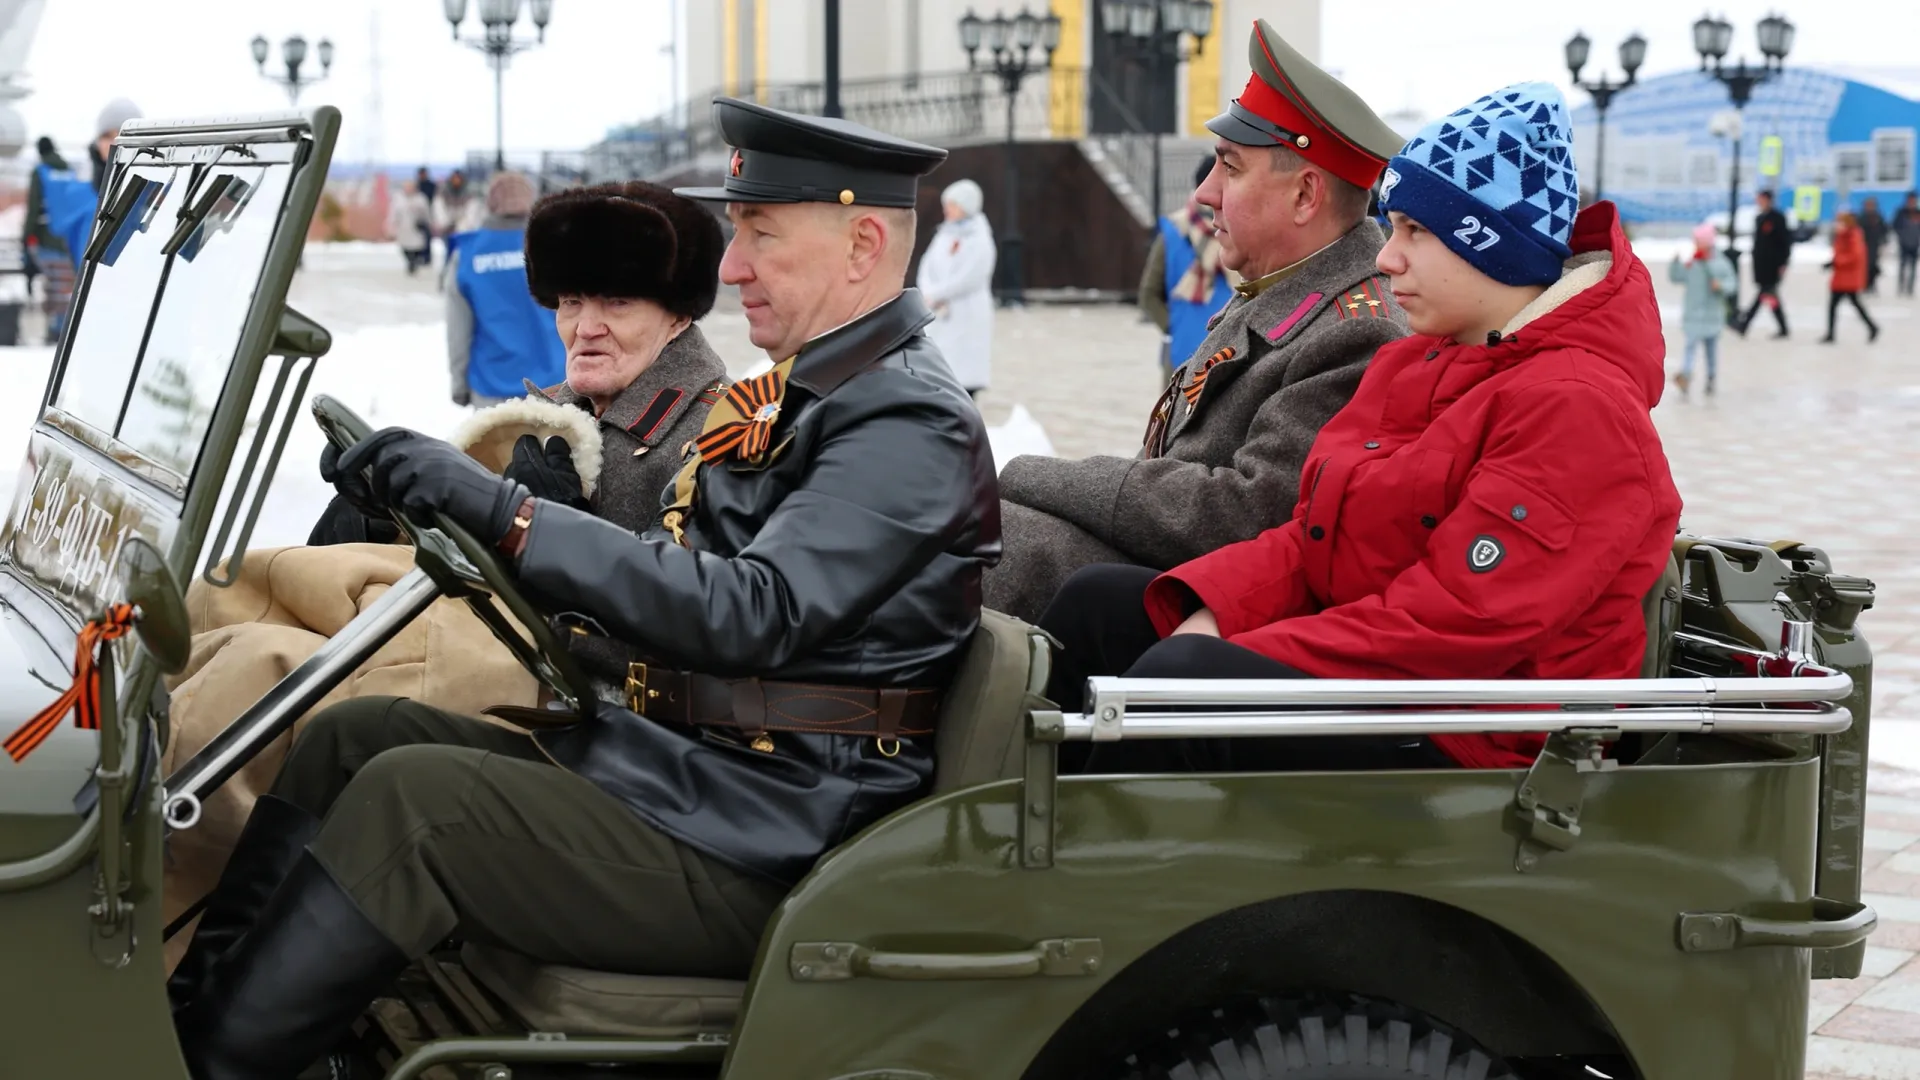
[517,290,1001,884]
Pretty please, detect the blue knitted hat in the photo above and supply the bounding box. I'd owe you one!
[1378,82,1579,287]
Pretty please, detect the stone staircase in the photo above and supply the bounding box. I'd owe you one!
[1079,134,1213,228]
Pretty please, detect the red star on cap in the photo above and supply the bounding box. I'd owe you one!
[729,150,743,178]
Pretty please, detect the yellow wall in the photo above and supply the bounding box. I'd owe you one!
[753,0,768,100]
[1185,1,1224,137]
[1048,0,1085,138]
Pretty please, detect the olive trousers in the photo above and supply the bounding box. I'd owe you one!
[274,696,788,977]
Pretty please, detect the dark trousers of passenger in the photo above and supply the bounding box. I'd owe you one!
[1038,564,1457,774]
[173,698,786,1080]
[1741,278,1788,336]
[1900,248,1919,297]
[1825,290,1879,342]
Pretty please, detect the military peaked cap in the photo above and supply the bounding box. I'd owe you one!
[1207,19,1403,190]
[675,97,948,209]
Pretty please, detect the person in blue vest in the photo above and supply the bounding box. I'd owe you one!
[444,171,566,407]
[1137,157,1235,376]
[28,136,99,345]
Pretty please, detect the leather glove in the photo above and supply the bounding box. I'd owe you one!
[319,441,385,520]
[336,427,530,543]
[504,434,589,511]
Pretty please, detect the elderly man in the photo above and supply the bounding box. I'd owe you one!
[171,98,999,1080]
[444,170,566,408]
[986,20,1408,622]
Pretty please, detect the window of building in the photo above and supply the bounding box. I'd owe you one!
[1834,144,1872,189]
[1874,128,1915,186]
[1688,149,1721,187]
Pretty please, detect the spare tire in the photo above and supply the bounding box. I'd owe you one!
[1119,995,1516,1080]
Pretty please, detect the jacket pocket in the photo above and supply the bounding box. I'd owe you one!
[1465,469,1574,553]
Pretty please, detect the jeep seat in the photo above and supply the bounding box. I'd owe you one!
[453,611,1053,1037]
[1640,553,1683,678]
[460,942,743,1038]
[933,609,1054,794]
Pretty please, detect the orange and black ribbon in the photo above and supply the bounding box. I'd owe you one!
[1182,345,1236,408]
[4,604,138,764]
[695,364,789,466]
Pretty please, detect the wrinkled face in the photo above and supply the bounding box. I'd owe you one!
[720,202,848,361]
[1194,141,1300,277]
[1377,211,1508,341]
[557,295,690,403]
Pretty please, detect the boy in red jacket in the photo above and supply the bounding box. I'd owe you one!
[1040,82,1683,774]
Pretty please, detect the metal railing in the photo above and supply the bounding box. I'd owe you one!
[1068,672,1854,742]
[1067,615,1855,743]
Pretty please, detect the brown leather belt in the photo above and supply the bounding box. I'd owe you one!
[626,663,939,743]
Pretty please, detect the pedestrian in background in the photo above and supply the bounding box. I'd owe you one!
[434,169,482,282]
[88,98,140,195]
[1736,189,1792,338]
[444,171,564,407]
[1139,157,1234,377]
[1860,195,1889,295]
[1669,223,1736,398]
[1823,210,1879,344]
[388,180,432,276]
[415,166,439,207]
[916,177,997,398]
[1892,190,1920,298]
[24,136,80,345]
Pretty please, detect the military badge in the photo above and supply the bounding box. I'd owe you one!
[696,365,788,465]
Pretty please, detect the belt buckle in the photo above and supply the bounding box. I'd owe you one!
[625,663,650,713]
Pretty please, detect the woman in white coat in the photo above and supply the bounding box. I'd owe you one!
[917,179,997,396]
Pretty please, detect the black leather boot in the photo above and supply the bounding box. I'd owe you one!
[174,852,408,1080]
[168,794,321,1009]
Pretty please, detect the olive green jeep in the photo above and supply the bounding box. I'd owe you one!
[0,110,1880,1080]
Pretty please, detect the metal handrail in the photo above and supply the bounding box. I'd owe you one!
[1059,704,1852,742]
[1084,671,1852,710]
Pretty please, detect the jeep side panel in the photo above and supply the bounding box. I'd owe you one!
[724,760,1821,1080]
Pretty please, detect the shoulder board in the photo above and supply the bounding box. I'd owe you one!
[1331,277,1396,322]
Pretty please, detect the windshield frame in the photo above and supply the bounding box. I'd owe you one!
[39,135,306,496]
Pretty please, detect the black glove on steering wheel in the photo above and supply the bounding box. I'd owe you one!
[504,434,589,511]
[319,441,386,519]
[336,427,530,544]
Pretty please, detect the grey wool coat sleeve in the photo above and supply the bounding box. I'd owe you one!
[988,220,1406,618]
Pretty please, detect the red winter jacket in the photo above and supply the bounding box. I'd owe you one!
[1830,224,1868,294]
[1144,203,1683,769]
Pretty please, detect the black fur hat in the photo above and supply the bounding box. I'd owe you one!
[524,181,723,320]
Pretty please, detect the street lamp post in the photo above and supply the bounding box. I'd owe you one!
[251,33,333,107]
[1693,11,1795,281]
[959,7,1062,306]
[444,0,554,172]
[1564,29,1645,204]
[1099,0,1213,224]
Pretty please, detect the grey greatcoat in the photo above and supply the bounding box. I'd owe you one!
[530,324,729,533]
[985,220,1408,621]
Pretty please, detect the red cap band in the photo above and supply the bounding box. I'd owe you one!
[1234,70,1388,190]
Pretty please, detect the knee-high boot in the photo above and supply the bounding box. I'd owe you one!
[167,794,321,1009]
[174,852,409,1080]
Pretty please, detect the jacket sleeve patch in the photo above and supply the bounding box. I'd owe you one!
[1264,291,1325,341]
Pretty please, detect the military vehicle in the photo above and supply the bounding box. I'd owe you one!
[0,108,1882,1080]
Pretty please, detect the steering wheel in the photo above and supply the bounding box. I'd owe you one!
[310,394,591,715]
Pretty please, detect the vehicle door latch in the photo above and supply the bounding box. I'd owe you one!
[1512,727,1618,873]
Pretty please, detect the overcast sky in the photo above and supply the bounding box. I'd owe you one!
[15,0,1920,167]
